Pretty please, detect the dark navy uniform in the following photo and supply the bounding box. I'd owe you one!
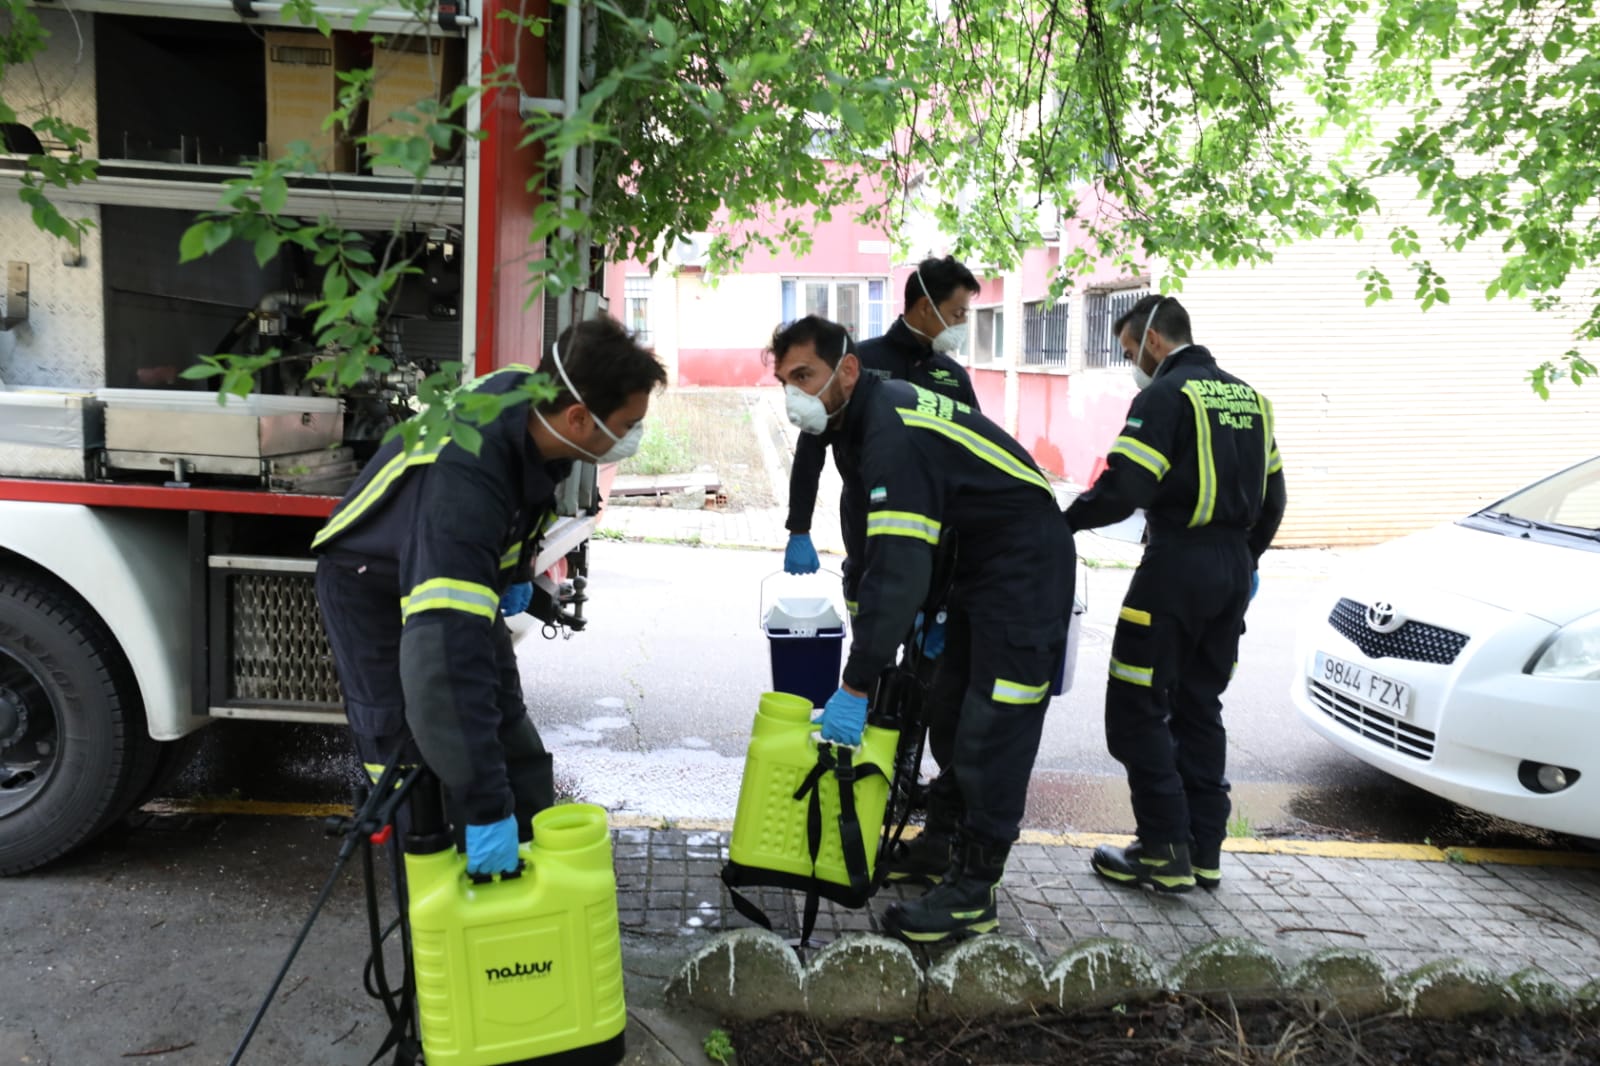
[786,318,979,612]
[1065,345,1286,859]
[840,374,1073,847]
[313,367,561,833]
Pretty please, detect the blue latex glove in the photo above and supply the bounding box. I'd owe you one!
[1250,571,1260,601]
[500,581,533,616]
[784,533,820,575]
[817,688,869,746]
[914,610,947,660]
[465,816,520,876]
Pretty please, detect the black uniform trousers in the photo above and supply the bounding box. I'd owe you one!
[914,512,1075,846]
[315,557,555,840]
[1105,529,1252,852]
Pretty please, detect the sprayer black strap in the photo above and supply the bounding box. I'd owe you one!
[791,744,885,944]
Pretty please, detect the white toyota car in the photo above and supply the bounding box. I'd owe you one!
[1291,455,1600,839]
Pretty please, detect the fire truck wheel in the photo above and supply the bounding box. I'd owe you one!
[0,572,159,875]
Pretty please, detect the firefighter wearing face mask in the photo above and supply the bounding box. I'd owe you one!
[781,256,982,610]
[770,315,1075,942]
[1064,296,1286,894]
[313,317,667,877]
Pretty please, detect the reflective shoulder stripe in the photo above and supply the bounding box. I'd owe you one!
[1109,435,1171,480]
[1180,381,1217,529]
[991,677,1050,705]
[311,436,452,548]
[401,577,499,622]
[897,409,1053,497]
[1118,605,1152,626]
[1109,658,1154,687]
[866,510,942,545]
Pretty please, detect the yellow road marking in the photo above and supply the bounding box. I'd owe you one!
[138,801,1600,869]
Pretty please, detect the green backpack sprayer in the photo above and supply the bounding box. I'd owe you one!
[721,539,958,945]
[227,760,626,1065]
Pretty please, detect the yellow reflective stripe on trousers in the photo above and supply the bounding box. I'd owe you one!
[311,436,452,548]
[1119,605,1152,626]
[1180,382,1217,528]
[992,677,1050,705]
[866,510,942,544]
[897,410,1053,496]
[1109,658,1154,687]
[1109,435,1171,480]
[400,577,499,622]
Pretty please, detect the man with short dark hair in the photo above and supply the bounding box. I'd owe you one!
[1065,296,1286,894]
[770,314,1075,942]
[314,316,667,877]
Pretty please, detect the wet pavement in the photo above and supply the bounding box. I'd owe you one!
[165,541,1589,853]
[4,809,1598,1065]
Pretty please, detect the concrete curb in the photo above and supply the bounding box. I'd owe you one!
[668,930,1597,1021]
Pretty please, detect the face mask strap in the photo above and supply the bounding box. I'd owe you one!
[1134,297,1164,371]
[551,339,622,445]
[914,269,950,331]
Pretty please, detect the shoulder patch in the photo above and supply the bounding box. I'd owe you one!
[870,486,888,504]
[1125,417,1143,429]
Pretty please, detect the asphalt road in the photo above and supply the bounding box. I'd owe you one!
[165,541,1580,851]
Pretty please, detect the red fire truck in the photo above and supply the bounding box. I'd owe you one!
[0,0,606,873]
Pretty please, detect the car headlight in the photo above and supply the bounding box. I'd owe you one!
[1528,610,1600,680]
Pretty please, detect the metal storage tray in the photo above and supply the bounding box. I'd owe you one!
[0,388,103,480]
[95,388,343,459]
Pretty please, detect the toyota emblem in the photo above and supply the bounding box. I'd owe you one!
[1365,601,1404,633]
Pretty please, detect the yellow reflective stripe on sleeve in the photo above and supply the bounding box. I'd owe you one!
[1109,435,1171,480]
[897,410,1053,497]
[311,437,452,548]
[845,600,859,618]
[1109,658,1154,687]
[499,543,523,570]
[865,510,943,544]
[1180,382,1217,528]
[991,677,1050,705]
[400,577,499,622]
[1260,393,1282,490]
[1118,606,1152,626]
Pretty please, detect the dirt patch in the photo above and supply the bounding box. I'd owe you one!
[733,995,1600,1065]
[620,388,777,511]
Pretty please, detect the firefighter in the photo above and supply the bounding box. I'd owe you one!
[781,255,982,603]
[1064,295,1285,893]
[313,317,666,876]
[769,315,1075,942]
[780,258,982,878]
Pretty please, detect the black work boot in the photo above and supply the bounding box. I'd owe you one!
[1091,840,1196,894]
[880,827,955,884]
[880,782,961,885]
[1190,840,1222,891]
[883,833,1009,943]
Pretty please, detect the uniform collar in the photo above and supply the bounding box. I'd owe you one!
[888,317,932,361]
[1153,343,1210,380]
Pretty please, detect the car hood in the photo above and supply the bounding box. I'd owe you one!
[1347,521,1600,627]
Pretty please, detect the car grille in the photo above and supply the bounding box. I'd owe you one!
[1329,599,1469,665]
[1308,679,1436,760]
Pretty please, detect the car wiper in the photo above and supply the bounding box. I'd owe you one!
[1480,511,1600,541]
[1477,510,1534,528]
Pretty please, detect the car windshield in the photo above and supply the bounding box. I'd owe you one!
[1478,456,1600,533]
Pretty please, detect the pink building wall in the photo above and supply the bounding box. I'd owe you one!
[969,367,1006,414]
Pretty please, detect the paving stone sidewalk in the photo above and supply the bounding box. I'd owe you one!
[617,826,1600,992]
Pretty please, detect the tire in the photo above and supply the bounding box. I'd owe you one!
[0,572,158,875]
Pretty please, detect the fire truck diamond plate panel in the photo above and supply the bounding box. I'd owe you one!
[229,573,344,706]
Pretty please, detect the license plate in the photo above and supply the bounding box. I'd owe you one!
[1313,652,1412,718]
